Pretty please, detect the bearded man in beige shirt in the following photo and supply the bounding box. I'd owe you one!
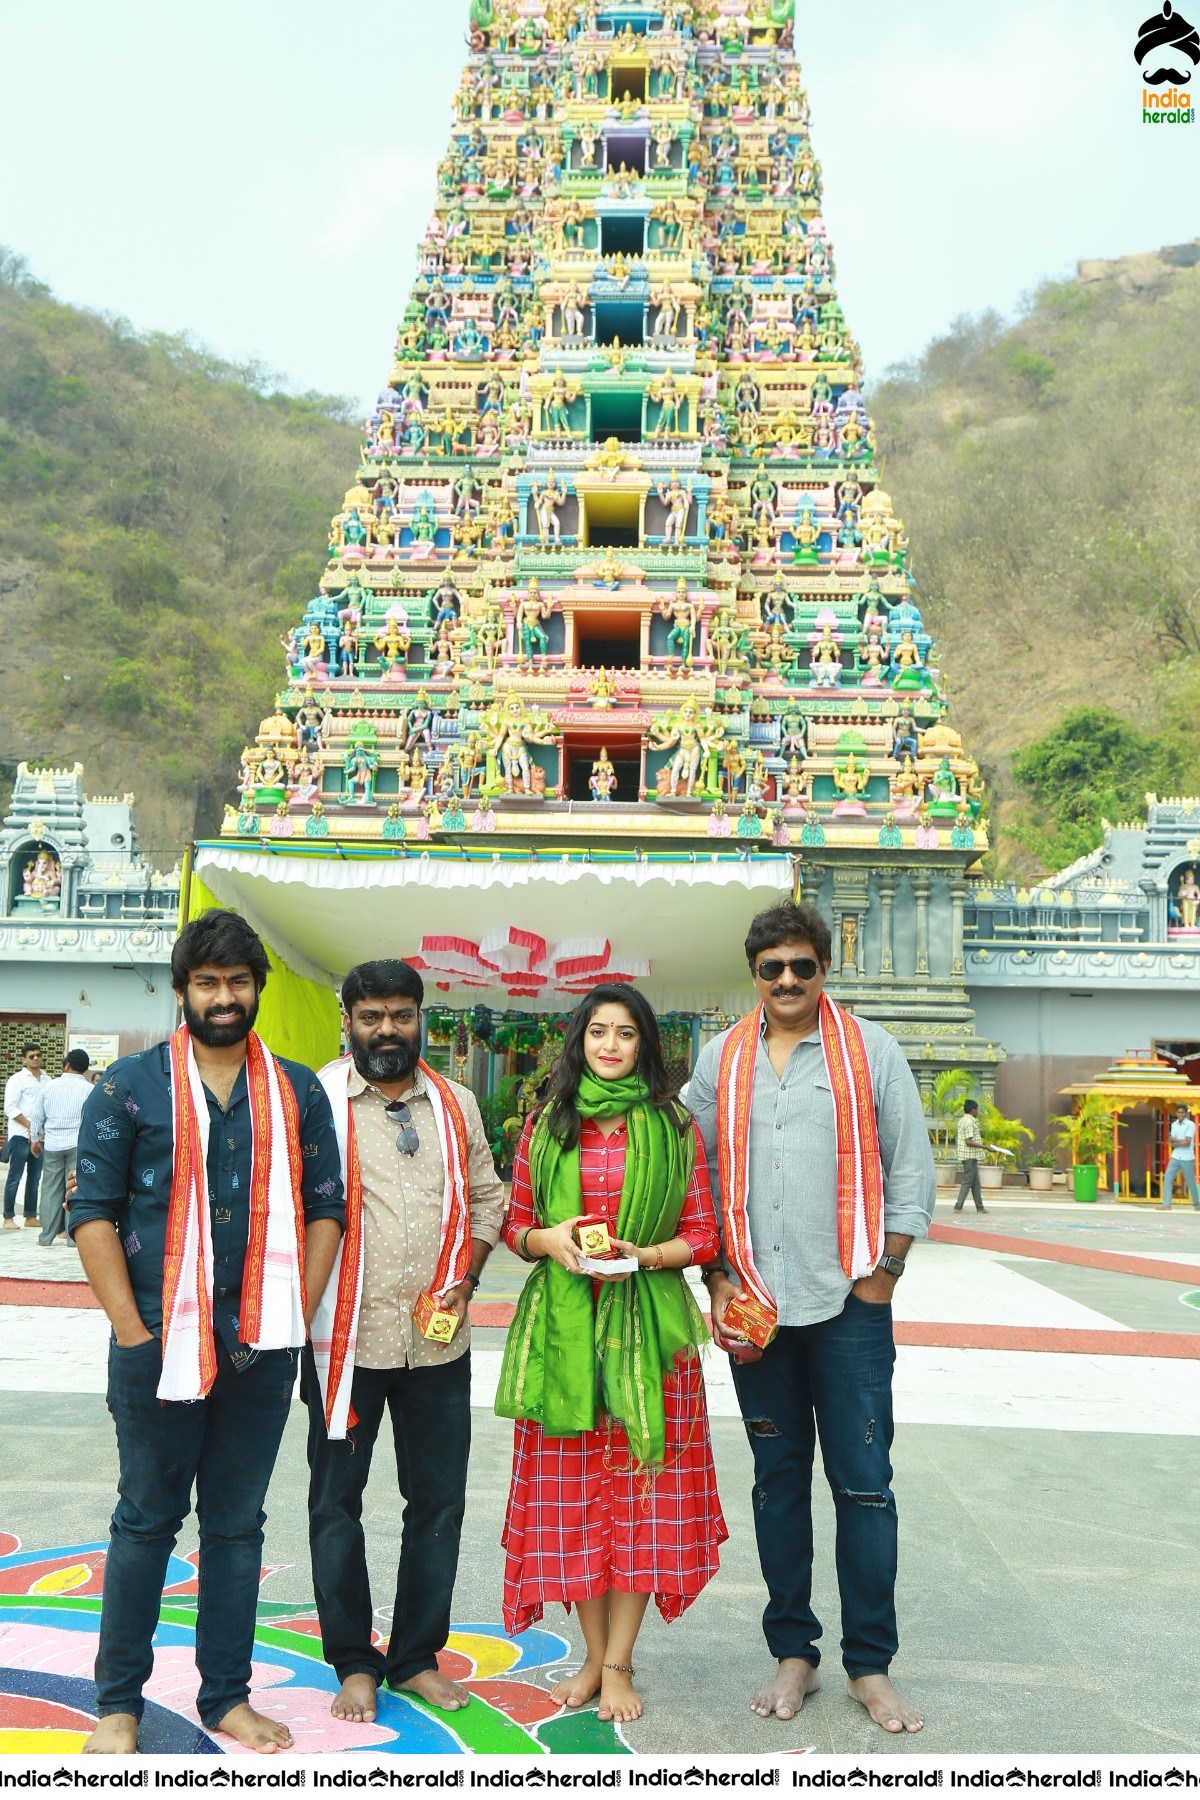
[304,959,505,1723]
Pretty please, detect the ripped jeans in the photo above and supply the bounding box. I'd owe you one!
[730,1294,898,1679]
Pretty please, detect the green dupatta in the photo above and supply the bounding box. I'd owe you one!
[494,1069,708,1467]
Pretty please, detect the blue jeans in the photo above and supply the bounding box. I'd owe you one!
[730,1294,899,1680]
[1163,1155,1200,1205]
[96,1335,298,1725]
[3,1136,41,1220]
[304,1348,471,1688]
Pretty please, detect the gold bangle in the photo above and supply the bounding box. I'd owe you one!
[652,1243,664,1270]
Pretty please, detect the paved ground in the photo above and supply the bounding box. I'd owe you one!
[2,1196,1199,1754]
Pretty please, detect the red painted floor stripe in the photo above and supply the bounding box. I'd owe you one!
[892,1322,1200,1358]
[6,1284,1199,1360]
[0,1277,100,1309]
[928,1221,1200,1285]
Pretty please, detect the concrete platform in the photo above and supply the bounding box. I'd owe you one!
[2,1210,1199,1755]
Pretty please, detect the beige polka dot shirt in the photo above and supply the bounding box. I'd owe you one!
[348,1064,505,1369]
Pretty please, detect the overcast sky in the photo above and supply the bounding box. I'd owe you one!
[1,0,1197,415]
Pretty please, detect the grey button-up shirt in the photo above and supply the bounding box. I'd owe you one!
[686,1014,936,1327]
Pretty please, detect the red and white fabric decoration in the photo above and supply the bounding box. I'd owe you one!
[406,929,650,997]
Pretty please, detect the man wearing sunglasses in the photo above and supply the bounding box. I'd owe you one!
[687,899,935,1737]
[304,959,504,1726]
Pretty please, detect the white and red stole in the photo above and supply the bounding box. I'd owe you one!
[310,1056,472,1439]
[159,1026,306,1402]
[715,993,884,1327]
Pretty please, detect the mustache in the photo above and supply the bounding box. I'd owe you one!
[1142,64,1192,81]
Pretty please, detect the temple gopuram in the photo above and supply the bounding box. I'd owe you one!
[197,0,1003,1095]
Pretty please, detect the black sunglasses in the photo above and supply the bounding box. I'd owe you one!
[385,1099,420,1157]
[756,956,821,982]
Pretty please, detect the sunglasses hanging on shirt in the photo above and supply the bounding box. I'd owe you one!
[385,1099,420,1156]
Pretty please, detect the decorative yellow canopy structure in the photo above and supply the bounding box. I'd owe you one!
[1060,1052,1197,1202]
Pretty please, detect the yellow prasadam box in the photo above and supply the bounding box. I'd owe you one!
[413,1291,460,1344]
[574,1215,614,1259]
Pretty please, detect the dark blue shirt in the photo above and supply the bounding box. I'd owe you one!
[69,1042,344,1357]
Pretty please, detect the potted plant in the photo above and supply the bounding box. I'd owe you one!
[928,1067,974,1187]
[978,1102,1033,1189]
[1025,1149,1058,1193]
[1048,1095,1112,1203]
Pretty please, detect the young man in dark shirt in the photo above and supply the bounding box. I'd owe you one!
[70,909,345,1753]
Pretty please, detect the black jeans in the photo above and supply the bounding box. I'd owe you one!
[730,1295,899,1680]
[304,1347,471,1689]
[96,1335,298,1724]
[3,1135,41,1220]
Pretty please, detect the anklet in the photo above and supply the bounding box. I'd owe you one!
[603,1662,635,1675]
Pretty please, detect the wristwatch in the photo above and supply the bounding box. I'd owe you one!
[875,1255,906,1281]
[463,1272,481,1291]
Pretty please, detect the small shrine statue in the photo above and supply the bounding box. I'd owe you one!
[403,690,436,755]
[658,579,698,665]
[926,756,959,811]
[589,747,618,802]
[342,741,379,806]
[780,704,808,762]
[335,620,359,678]
[374,612,412,676]
[650,699,722,798]
[516,578,557,664]
[533,470,568,544]
[781,756,808,813]
[544,368,582,435]
[649,367,685,437]
[891,710,919,761]
[808,624,842,688]
[708,603,745,676]
[560,284,588,338]
[487,691,559,794]
[25,848,62,901]
[431,578,462,631]
[1178,868,1200,930]
[831,751,870,816]
[840,912,858,970]
[656,471,693,545]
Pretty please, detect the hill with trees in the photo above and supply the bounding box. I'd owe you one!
[0,250,358,861]
[3,241,1197,871]
[874,239,1200,873]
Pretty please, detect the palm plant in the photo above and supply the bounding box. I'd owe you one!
[1047,1094,1112,1169]
[979,1101,1033,1166]
[928,1067,975,1157]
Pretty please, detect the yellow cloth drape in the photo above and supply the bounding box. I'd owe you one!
[182,872,341,1070]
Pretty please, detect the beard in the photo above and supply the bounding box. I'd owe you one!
[183,994,258,1048]
[351,1033,421,1084]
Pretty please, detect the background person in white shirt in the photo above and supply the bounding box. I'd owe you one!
[3,1044,49,1228]
[1160,1105,1199,1209]
[27,1048,92,1244]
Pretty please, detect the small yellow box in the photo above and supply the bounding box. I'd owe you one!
[413,1291,460,1344]
[575,1216,614,1259]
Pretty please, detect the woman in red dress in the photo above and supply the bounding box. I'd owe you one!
[496,984,727,1725]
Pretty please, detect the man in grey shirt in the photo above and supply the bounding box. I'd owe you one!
[687,899,934,1735]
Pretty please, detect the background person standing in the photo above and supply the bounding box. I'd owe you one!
[3,1043,49,1228]
[1160,1104,1199,1209]
[954,1099,986,1214]
[27,1048,92,1244]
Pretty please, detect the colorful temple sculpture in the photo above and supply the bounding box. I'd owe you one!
[200,0,1001,1089]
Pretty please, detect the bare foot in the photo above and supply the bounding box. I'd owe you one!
[397,1668,471,1711]
[598,1666,643,1724]
[848,1673,924,1734]
[214,1702,293,1751]
[82,1713,138,1753]
[749,1657,820,1721]
[552,1659,603,1708]
[332,1673,378,1721]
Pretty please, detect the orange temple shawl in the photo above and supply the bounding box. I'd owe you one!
[714,994,885,1325]
[160,1026,306,1402]
[311,1056,472,1438]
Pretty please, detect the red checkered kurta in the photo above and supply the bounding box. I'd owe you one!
[501,1114,728,1635]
